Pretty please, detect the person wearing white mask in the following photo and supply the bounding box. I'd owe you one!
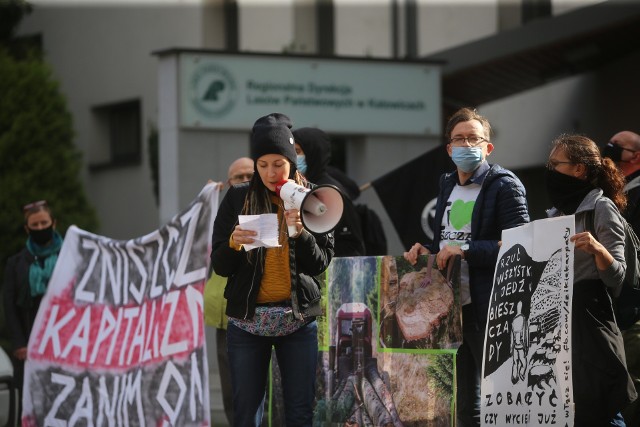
[404,107,529,427]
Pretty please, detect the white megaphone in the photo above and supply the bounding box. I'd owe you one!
[276,179,344,236]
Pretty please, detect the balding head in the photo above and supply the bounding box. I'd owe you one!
[610,131,640,152]
[609,131,640,177]
[227,157,254,186]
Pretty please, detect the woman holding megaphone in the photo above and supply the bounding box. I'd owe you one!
[211,113,334,427]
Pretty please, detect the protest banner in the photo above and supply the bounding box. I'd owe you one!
[22,184,219,427]
[371,145,453,248]
[481,216,575,426]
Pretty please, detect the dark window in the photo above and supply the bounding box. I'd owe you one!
[90,99,141,170]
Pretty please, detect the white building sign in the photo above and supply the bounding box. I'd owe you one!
[179,52,440,136]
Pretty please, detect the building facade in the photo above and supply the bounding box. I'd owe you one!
[17,0,640,249]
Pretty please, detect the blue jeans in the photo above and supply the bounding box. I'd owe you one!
[227,321,318,427]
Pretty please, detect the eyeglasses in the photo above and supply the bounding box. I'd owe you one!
[450,136,487,147]
[228,173,254,184]
[546,160,575,170]
[23,200,48,212]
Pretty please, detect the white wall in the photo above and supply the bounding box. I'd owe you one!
[482,74,595,170]
[480,50,640,175]
[417,0,498,55]
[179,131,252,210]
[334,0,393,57]
[239,0,296,52]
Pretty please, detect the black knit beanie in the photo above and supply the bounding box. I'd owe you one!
[250,113,297,166]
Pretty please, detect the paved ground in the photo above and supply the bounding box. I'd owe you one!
[206,326,231,427]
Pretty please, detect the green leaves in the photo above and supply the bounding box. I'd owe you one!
[426,353,454,400]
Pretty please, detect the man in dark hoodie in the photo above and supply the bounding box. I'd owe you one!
[292,127,366,257]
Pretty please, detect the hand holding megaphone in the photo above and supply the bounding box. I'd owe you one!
[276,180,344,237]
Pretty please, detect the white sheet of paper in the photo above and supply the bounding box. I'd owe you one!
[238,214,281,251]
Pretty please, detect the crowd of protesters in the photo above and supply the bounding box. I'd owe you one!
[3,109,639,426]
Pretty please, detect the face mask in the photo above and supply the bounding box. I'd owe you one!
[28,225,54,245]
[602,143,623,162]
[296,155,308,174]
[451,146,484,173]
[545,169,594,214]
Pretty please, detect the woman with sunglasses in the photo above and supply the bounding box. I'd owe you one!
[546,134,636,426]
[3,200,63,407]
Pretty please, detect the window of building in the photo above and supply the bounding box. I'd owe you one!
[90,99,142,171]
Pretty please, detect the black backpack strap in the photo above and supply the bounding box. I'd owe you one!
[583,201,597,238]
[624,186,640,234]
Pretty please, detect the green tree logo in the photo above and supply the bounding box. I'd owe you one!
[190,62,237,118]
[203,80,225,101]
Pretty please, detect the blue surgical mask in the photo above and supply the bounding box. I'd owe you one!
[451,146,484,173]
[296,155,308,174]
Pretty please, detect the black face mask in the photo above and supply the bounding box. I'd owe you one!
[545,169,594,215]
[28,225,54,245]
[602,142,623,162]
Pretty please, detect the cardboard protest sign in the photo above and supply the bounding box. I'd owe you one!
[482,216,575,426]
[22,184,219,426]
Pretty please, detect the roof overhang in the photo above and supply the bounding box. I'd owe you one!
[424,0,640,107]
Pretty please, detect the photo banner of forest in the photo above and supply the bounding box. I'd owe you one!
[312,254,462,427]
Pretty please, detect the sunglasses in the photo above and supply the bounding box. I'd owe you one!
[23,200,48,212]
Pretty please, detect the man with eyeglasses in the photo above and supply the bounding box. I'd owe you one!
[404,107,529,427]
[205,156,254,426]
[226,157,254,188]
[603,130,640,427]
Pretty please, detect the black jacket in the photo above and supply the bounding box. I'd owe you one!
[293,127,365,257]
[624,172,640,236]
[211,183,334,320]
[3,248,43,351]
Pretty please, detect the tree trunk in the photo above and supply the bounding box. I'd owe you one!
[365,362,404,427]
[361,376,394,427]
[331,374,357,422]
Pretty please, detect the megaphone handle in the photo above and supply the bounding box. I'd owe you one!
[282,200,298,237]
